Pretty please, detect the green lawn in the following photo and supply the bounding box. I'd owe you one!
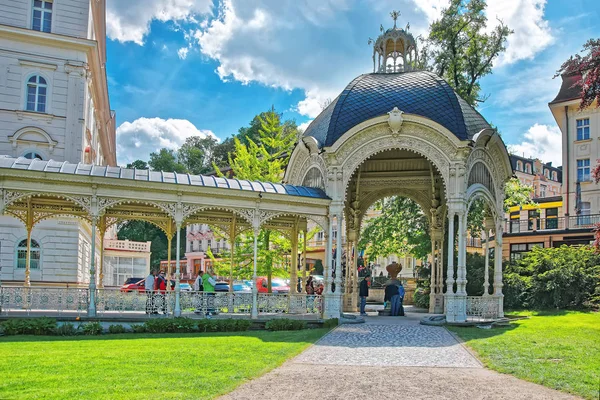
[0,329,328,400]
[447,311,600,399]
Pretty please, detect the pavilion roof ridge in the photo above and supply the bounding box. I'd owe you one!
[0,156,329,199]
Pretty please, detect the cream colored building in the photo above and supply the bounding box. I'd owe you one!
[550,74,600,220]
[0,0,148,287]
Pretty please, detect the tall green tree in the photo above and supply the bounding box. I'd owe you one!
[126,160,148,169]
[148,148,187,173]
[178,136,218,175]
[424,0,512,106]
[359,197,431,261]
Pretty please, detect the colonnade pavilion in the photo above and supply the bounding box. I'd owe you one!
[0,17,512,323]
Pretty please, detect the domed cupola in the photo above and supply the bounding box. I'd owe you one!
[369,11,418,73]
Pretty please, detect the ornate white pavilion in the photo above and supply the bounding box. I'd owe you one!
[0,17,512,323]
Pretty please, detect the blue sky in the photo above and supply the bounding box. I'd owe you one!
[105,0,600,166]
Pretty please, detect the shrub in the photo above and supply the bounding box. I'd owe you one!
[131,324,146,333]
[265,318,307,331]
[108,324,127,334]
[504,245,600,310]
[1,317,57,335]
[144,317,196,333]
[56,322,76,336]
[413,288,430,309]
[82,322,103,335]
[323,318,338,329]
[197,318,251,333]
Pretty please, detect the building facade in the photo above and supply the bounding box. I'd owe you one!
[0,0,148,287]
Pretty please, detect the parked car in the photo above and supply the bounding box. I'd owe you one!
[179,283,192,292]
[120,278,145,293]
[214,281,230,292]
[256,277,289,294]
[233,282,252,293]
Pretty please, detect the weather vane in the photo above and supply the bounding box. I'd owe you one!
[390,10,400,28]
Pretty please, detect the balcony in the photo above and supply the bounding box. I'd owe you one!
[103,239,151,253]
[505,214,600,234]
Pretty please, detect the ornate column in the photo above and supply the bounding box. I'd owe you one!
[445,212,456,297]
[351,239,359,311]
[335,214,342,293]
[456,211,468,296]
[88,215,98,317]
[24,197,33,287]
[290,219,299,295]
[429,228,444,314]
[301,228,307,293]
[229,216,237,293]
[98,216,107,288]
[494,216,504,317]
[173,201,184,317]
[483,219,494,296]
[323,214,340,319]
[251,208,260,319]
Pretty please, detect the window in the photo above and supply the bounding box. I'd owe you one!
[528,209,540,231]
[544,169,550,179]
[552,171,557,181]
[525,163,532,174]
[16,239,41,269]
[540,185,546,198]
[577,159,590,182]
[545,208,558,229]
[316,231,324,242]
[576,118,590,141]
[26,75,47,112]
[510,243,544,261]
[577,202,591,226]
[206,239,212,250]
[32,0,52,33]
[22,151,44,160]
[516,161,523,172]
[510,211,521,233]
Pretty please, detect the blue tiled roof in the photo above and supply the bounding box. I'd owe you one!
[304,71,491,147]
[0,156,329,200]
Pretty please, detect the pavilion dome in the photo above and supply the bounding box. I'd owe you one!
[303,70,491,148]
[303,12,491,148]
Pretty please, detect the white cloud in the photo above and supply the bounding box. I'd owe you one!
[507,123,562,166]
[105,0,213,45]
[298,120,313,133]
[116,117,217,165]
[412,0,553,66]
[177,47,189,60]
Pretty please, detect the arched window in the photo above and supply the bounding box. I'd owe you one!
[26,75,47,112]
[525,164,532,174]
[16,239,41,269]
[22,151,44,160]
[552,171,557,181]
[516,161,523,171]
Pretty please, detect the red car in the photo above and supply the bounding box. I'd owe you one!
[120,277,146,293]
[256,277,289,294]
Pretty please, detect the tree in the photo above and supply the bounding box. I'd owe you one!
[211,137,236,169]
[555,38,600,110]
[238,107,298,151]
[425,0,512,106]
[178,136,218,175]
[223,138,285,182]
[148,148,187,173]
[126,160,148,169]
[359,197,431,262]
[504,177,536,211]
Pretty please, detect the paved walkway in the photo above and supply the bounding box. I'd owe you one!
[221,311,580,400]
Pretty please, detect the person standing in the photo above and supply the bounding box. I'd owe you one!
[144,270,156,314]
[193,271,204,291]
[397,282,406,317]
[306,275,315,295]
[155,271,168,315]
[193,271,204,314]
[359,276,370,316]
[385,283,400,316]
[203,269,216,317]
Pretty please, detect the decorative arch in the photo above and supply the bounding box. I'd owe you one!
[8,126,58,153]
[337,123,453,201]
[302,166,325,190]
[466,183,499,221]
[98,198,176,219]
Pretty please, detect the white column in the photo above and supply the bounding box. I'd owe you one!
[445,212,455,294]
[87,216,97,317]
[483,227,490,296]
[494,218,504,317]
[335,215,343,292]
[290,224,298,295]
[174,222,182,316]
[251,228,259,319]
[456,212,467,296]
[325,217,333,295]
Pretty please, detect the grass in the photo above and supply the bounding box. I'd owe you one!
[447,311,600,399]
[0,329,328,400]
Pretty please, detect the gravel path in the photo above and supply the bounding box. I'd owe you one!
[220,314,581,400]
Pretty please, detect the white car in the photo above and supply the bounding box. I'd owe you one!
[179,283,193,292]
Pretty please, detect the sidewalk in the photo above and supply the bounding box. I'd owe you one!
[220,311,580,400]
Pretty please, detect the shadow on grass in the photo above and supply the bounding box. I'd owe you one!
[505,308,598,317]
[447,322,520,341]
[0,328,330,344]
